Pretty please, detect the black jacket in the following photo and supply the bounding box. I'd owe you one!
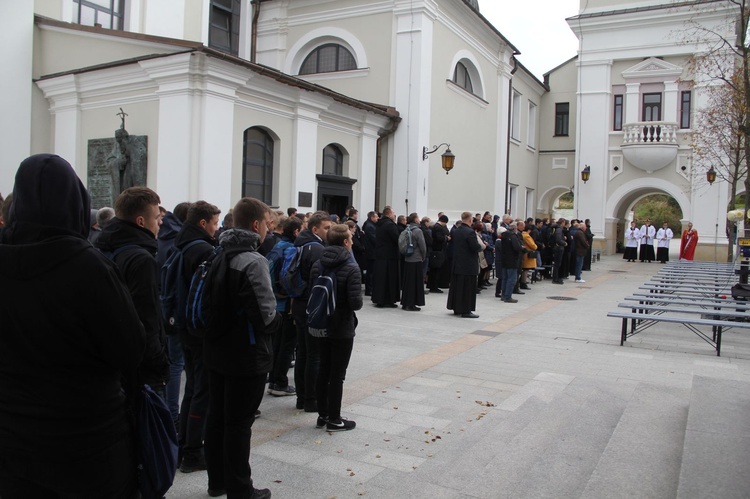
[309,246,363,339]
[451,223,482,275]
[501,230,522,268]
[431,222,449,251]
[156,211,183,268]
[362,218,377,257]
[204,228,280,377]
[350,220,366,269]
[0,154,144,460]
[374,216,400,260]
[173,221,216,341]
[291,229,326,317]
[96,218,169,387]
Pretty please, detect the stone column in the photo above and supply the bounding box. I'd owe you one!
[36,75,81,179]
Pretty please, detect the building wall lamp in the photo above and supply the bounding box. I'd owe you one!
[581,165,591,184]
[422,143,455,174]
[706,166,717,185]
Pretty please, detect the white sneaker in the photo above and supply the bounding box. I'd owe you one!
[575,279,586,283]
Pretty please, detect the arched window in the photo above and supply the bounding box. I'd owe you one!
[322,144,343,176]
[243,127,274,204]
[299,44,357,75]
[453,62,473,94]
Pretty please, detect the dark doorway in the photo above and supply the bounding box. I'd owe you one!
[316,174,356,218]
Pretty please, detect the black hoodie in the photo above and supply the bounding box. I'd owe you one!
[96,217,169,387]
[0,154,144,460]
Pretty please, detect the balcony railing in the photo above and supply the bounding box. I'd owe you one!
[622,121,679,145]
[620,121,679,172]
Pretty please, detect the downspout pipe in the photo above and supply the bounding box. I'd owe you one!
[505,57,519,215]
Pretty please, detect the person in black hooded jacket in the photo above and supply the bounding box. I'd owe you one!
[95,186,169,395]
[309,224,363,431]
[0,154,145,497]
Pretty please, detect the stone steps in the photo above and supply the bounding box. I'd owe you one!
[676,376,750,499]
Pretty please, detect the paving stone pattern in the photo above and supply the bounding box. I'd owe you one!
[167,255,750,498]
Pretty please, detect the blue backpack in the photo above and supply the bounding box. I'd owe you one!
[306,261,342,338]
[185,246,227,338]
[266,239,295,299]
[281,241,320,298]
[159,240,206,331]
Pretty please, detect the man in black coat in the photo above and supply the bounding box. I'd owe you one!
[428,215,450,292]
[371,206,401,308]
[550,218,567,284]
[348,208,366,274]
[446,211,483,318]
[499,222,523,303]
[0,154,145,496]
[96,186,169,397]
[362,211,378,296]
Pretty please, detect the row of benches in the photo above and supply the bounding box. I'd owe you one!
[607,261,750,356]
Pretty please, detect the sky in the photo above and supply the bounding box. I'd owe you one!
[478,0,581,80]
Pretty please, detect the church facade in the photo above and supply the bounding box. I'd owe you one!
[0,0,737,258]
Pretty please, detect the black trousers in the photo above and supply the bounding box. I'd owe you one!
[268,312,297,388]
[204,370,266,498]
[552,247,564,281]
[179,336,210,457]
[316,337,354,421]
[293,312,320,408]
[0,432,138,498]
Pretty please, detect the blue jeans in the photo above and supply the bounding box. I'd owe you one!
[575,255,584,280]
[501,267,517,300]
[165,333,184,424]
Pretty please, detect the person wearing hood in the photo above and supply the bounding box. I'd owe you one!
[371,206,401,308]
[309,224,363,431]
[173,201,221,474]
[203,197,278,499]
[400,213,427,311]
[156,201,191,428]
[0,154,145,497]
[95,186,169,396]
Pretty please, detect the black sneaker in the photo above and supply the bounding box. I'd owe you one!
[268,385,296,397]
[251,488,271,499]
[326,418,356,431]
[316,416,328,428]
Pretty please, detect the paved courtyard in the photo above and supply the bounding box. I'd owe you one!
[168,253,750,498]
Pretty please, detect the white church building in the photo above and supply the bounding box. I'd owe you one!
[0,0,738,259]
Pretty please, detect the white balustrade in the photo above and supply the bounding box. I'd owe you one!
[622,122,679,145]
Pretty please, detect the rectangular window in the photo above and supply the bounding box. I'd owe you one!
[527,102,537,149]
[508,185,518,217]
[511,91,521,141]
[555,103,569,136]
[525,189,534,220]
[642,93,662,122]
[680,91,692,129]
[613,95,623,131]
[73,0,124,29]
[209,0,241,55]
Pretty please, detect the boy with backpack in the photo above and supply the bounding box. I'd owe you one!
[265,216,303,397]
[202,197,279,499]
[166,201,220,473]
[308,224,362,431]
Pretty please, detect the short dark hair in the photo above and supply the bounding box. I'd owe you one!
[173,202,191,222]
[233,197,270,230]
[114,187,161,222]
[382,206,394,217]
[347,208,358,217]
[223,210,233,228]
[96,207,115,226]
[327,224,350,246]
[281,216,303,237]
[287,207,297,216]
[187,200,221,225]
[367,211,376,219]
[407,212,419,224]
[307,210,330,229]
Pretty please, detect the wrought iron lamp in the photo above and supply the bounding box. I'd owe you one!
[581,165,591,184]
[422,143,455,174]
[706,166,717,185]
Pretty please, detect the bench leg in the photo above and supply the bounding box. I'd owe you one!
[716,327,722,357]
[621,318,627,345]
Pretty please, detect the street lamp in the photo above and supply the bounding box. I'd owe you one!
[423,143,455,174]
[706,166,717,185]
[581,165,591,184]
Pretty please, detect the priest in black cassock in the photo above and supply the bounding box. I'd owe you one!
[447,211,483,318]
[371,206,401,308]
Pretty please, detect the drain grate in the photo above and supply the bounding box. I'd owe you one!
[609,270,628,273]
[547,296,578,301]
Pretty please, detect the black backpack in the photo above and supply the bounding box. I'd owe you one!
[159,240,207,332]
[306,262,343,338]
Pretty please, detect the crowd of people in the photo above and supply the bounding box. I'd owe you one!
[4,153,703,499]
[623,219,697,262]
